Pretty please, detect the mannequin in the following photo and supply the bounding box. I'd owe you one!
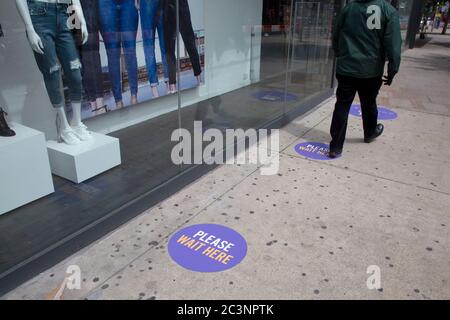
[16,0,92,145]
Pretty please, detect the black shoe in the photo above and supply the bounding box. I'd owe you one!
[0,107,15,137]
[328,149,342,159]
[364,124,384,143]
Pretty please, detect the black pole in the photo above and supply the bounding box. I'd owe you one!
[406,0,425,49]
[442,5,450,34]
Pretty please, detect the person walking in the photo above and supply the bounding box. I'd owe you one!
[328,0,402,158]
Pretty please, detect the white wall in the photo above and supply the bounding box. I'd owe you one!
[0,0,262,138]
[0,0,59,139]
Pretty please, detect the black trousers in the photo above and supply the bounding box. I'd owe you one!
[163,0,202,85]
[79,0,104,102]
[330,74,382,152]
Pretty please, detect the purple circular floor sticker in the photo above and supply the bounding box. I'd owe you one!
[294,142,338,160]
[168,224,247,273]
[350,104,398,120]
[253,90,298,102]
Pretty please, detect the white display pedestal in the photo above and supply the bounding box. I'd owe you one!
[47,132,121,184]
[0,122,55,215]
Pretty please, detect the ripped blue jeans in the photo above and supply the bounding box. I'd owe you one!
[28,0,82,108]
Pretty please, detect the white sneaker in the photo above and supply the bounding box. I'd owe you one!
[59,128,81,145]
[71,123,92,141]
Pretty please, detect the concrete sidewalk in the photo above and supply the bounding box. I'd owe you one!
[3,34,450,300]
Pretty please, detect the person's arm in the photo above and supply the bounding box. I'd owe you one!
[383,10,402,85]
[332,10,345,55]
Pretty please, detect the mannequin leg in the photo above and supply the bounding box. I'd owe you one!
[151,86,160,98]
[56,107,80,145]
[95,97,107,115]
[71,102,82,127]
[179,0,202,79]
[96,97,105,109]
[141,0,160,99]
[56,107,71,131]
[121,1,139,105]
[164,0,177,88]
[99,0,123,106]
[70,102,92,141]
[156,8,170,88]
[80,0,105,115]
[53,15,92,142]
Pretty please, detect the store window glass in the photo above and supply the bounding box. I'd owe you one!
[0,0,183,278]
[285,0,336,114]
[178,0,339,168]
[0,0,344,288]
[176,0,289,170]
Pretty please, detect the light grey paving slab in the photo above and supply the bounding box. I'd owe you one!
[70,154,449,300]
[283,107,450,194]
[2,162,259,300]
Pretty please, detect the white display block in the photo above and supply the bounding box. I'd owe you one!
[47,132,121,184]
[0,122,55,215]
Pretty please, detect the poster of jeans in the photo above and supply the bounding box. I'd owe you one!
[69,0,205,118]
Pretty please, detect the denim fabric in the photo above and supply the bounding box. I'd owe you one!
[140,0,169,87]
[27,0,82,108]
[80,0,104,102]
[98,0,138,102]
[163,0,202,85]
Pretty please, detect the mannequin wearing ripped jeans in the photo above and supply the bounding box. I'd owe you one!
[16,0,91,145]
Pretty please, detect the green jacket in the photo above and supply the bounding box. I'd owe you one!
[333,0,402,79]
